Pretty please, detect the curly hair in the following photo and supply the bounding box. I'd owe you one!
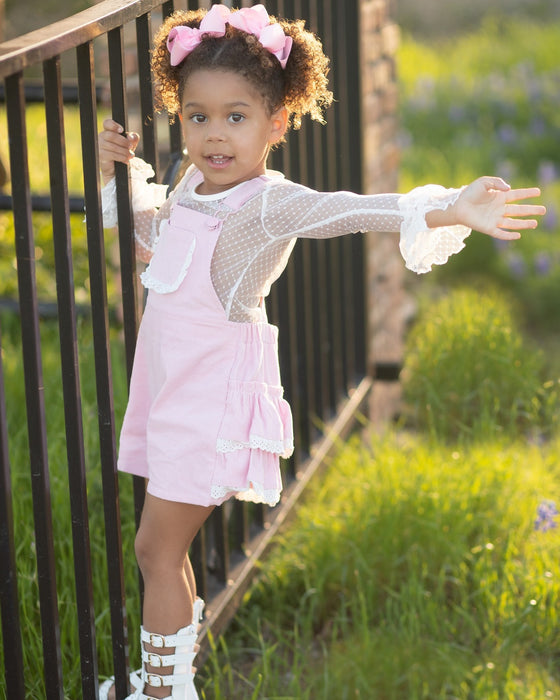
[151,7,333,130]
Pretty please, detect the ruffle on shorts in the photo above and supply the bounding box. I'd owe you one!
[211,380,293,507]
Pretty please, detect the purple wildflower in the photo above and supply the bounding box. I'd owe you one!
[496,160,516,182]
[530,117,546,137]
[534,252,551,276]
[497,124,517,145]
[538,161,558,186]
[534,500,558,532]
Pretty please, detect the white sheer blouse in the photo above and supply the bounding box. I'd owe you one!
[102,158,471,323]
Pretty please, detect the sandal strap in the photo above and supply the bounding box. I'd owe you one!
[142,670,193,688]
[193,597,205,625]
[140,625,197,649]
[141,646,198,668]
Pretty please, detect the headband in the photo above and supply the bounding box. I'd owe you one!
[166,4,293,69]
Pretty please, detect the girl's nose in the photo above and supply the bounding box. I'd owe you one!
[205,123,226,142]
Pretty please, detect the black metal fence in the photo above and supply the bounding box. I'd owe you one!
[0,1,370,697]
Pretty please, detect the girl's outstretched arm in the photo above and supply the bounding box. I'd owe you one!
[426,176,546,239]
[98,118,139,184]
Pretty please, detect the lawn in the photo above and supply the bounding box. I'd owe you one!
[199,434,560,699]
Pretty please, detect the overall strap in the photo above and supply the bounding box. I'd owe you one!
[223,175,269,211]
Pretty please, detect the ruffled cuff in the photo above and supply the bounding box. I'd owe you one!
[100,157,168,228]
[398,184,471,274]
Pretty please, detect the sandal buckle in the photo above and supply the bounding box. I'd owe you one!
[146,673,163,688]
[149,633,165,648]
[147,652,163,667]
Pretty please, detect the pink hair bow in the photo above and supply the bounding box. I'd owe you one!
[167,3,292,69]
[167,4,229,66]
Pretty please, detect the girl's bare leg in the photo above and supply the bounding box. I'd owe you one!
[134,493,214,698]
[184,555,197,605]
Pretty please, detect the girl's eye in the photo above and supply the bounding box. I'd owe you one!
[228,113,245,124]
[190,114,207,124]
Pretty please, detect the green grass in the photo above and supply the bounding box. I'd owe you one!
[199,433,560,699]
[401,287,559,441]
[0,315,140,700]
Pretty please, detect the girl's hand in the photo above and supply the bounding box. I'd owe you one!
[454,176,546,240]
[98,118,140,184]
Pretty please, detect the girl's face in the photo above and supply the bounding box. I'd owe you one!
[180,69,288,195]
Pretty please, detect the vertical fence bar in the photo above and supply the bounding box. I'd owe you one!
[293,243,312,458]
[231,500,249,556]
[5,71,64,700]
[43,54,99,699]
[163,0,183,156]
[330,0,351,398]
[107,23,148,601]
[0,320,26,700]
[211,509,230,585]
[77,40,131,700]
[107,26,138,380]
[191,524,208,600]
[320,0,343,414]
[323,2,348,413]
[136,11,159,176]
[342,0,367,378]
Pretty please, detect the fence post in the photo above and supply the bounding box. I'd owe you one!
[360,0,404,421]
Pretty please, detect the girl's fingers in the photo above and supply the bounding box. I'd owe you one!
[99,132,138,164]
[500,217,539,230]
[492,228,522,240]
[504,203,547,218]
[481,176,511,191]
[505,187,542,202]
[102,117,124,133]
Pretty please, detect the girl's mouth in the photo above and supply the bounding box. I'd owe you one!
[206,155,233,169]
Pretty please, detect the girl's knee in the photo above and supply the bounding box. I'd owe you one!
[134,525,153,577]
[134,524,169,578]
[134,520,189,579]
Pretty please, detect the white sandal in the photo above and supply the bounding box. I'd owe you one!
[100,598,205,700]
[126,623,199,699]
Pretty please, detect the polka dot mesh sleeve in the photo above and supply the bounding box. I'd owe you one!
[101,162,471,322]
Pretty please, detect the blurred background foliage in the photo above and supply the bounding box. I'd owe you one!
[396,7,560,348]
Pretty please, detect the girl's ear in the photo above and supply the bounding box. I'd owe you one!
[269,106,288,144]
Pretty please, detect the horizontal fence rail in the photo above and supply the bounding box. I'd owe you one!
[0,0,377,697]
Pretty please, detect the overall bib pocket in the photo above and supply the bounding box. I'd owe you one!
[141,206,219,294]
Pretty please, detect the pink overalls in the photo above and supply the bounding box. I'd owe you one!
[117,176,294,507]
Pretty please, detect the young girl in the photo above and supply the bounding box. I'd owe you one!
[98,4,545,699]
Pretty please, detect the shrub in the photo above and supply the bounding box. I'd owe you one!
[401,287,551,440]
